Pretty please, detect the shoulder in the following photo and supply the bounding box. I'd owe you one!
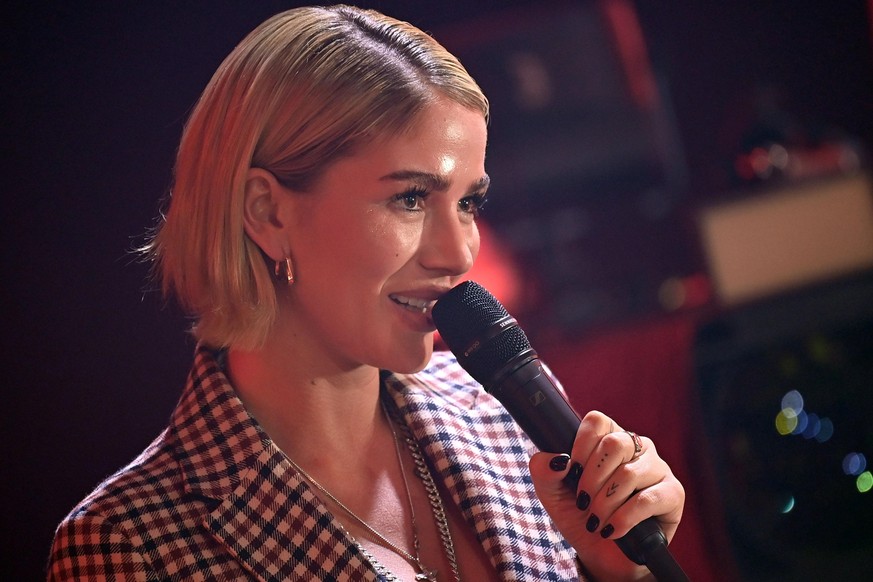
[66,431,185,524]
[48,432,197,577]
[49,505,152,581]
[49,432,180,580]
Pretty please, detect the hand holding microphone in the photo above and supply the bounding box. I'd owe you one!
[432,281,689,582]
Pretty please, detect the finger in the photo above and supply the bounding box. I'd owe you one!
[573,425,654,533]
[568,410,620,487]
[599,475,686,543]
[574,429,640,533]
[584,437,662,535]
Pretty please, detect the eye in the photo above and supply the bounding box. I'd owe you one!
[393,187,428,212]
[459,193,489,217]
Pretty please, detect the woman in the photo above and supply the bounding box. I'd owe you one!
[48,5,684,581]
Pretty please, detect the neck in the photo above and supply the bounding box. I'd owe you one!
[224,324,385,470]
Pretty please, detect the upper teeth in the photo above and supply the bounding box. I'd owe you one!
[392,295,431,312]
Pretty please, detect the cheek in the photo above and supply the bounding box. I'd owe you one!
[394,222,424,257]
[367,216,422,263]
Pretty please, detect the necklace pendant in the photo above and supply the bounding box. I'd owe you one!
[415,569,438,582]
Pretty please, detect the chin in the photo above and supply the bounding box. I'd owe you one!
[385,338,434,374]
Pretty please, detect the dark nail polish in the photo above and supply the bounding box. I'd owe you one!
[566,462,584,484]
[586,514,600,533]
[549,454,571,472]
[600,524,615,539]
[576,490,591,511]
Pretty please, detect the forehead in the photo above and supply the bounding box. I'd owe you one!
[303,98,488,194]
[365,99,488,164]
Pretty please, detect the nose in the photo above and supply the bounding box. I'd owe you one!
[419,208,478,277]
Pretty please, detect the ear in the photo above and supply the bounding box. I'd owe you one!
[243,167,288,261]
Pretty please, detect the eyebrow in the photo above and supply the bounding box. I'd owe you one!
[380,170,490,192]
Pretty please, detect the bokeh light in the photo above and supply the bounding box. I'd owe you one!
[775,409,798,435]
[790,410,809,435]
[857,472,873,494]
[843,453,867,476]
[781,390,804,414]
[815,417,834,443]
[802,413,821,439]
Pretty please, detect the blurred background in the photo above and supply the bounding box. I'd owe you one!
[3,1,873,580]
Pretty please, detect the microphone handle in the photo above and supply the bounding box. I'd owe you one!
[486,357,690,581]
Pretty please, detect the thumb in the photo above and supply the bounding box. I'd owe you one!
[529,452,581,509]
[531,452,611,558]
[529,452,592,544]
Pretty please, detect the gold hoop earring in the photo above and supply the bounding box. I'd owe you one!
[274,257,294,286]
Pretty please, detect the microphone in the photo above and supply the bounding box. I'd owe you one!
[432,281,689,582]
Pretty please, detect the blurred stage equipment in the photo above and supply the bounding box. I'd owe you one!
[698,172,873,306]
[438,0,692,337]
[694,149,873,578]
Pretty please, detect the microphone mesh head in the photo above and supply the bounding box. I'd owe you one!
[432,281,533,385]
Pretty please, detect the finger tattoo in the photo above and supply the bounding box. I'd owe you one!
[597,453,608,469]
[606,482,620,497]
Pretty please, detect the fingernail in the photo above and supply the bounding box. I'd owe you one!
[586,514,600,533]
[576,490,591,511]
[566,461,584,482]
[549,454,571,472]
[600,524,615,538]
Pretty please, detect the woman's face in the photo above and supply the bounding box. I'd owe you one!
[280,98,489,374]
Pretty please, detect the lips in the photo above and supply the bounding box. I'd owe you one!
[389,294,434,314]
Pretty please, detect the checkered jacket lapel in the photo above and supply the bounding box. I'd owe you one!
[384,353,578,581]
[173,349,379,581]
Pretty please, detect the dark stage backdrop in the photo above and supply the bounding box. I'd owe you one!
[3,1,872,580]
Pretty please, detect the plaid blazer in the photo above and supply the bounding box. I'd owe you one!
[48,346,580,581]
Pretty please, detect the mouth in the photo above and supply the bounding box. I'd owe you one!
[389,294,436,315]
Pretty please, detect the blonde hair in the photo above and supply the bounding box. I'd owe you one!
[144,5,488,349]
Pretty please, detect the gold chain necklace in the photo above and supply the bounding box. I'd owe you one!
[385,397,462,582]
[285,399,460,581]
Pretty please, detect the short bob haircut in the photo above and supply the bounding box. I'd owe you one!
[144,5,489,350]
